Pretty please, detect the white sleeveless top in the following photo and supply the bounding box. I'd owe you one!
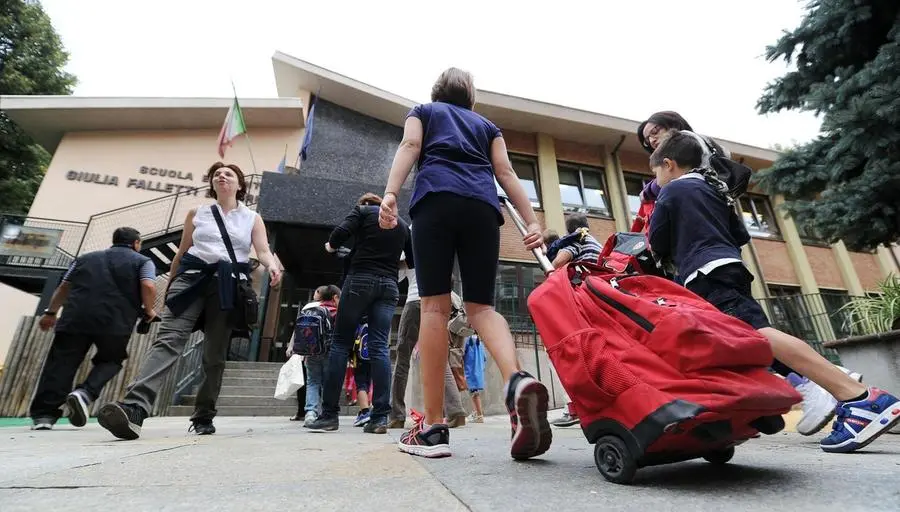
[187,203,257,264]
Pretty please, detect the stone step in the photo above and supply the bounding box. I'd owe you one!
[221,369,279,379]
[182,395,296,407]
[221,377,278,387]
[219,385,278,397]
[225,361,284,370]
[163,405,362,417]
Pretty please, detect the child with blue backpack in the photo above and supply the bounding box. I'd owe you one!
[287,284,340,426]
[647,131,900,453]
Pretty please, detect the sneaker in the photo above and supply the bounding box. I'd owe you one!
[65,389,91,428]
[505,371,552,460]
[189,420,216,435]
[303,411,317,426]
[446,413,466,428]
[468,413,484,424]
[387,418,406,429]
[353,409,371,427]
[787,373,839,436]
[821,388,900,453]
[398,412,451,458]
[364,416,388,434]
[31,417,54,431]
[551,411,580,428]
[305,414,339,432]
[98,402,145,440]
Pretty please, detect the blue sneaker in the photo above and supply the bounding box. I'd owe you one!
[353,409,371,427]
[820,387,900,453]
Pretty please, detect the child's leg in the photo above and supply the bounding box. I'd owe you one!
[760,327,865,402]
[418,294,452,425]
[471,391,484,417]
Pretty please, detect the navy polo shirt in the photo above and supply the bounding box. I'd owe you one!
[407,102,504,222]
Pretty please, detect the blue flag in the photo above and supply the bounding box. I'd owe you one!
[299,96,317,161]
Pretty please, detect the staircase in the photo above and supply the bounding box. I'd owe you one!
[166,361,361,417]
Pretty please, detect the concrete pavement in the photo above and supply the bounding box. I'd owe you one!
[1,413,898,512]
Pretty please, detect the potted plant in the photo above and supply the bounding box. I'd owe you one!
[825,275,900,432]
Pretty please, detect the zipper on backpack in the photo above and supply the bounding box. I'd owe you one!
[585,278,655,333]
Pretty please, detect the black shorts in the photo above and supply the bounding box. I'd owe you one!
[686,262,771,330]
[411,192,500,305]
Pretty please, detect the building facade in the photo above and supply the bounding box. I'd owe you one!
[1,51,897,365]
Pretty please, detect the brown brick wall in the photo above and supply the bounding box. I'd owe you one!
[500,210,546,262]
[554,139,605,166]
[754,238,800,285]
[584,216,617,243]
[617,149,651,174]
[502,129,537,155]
[849,251,883,292]
[804,245,844,290]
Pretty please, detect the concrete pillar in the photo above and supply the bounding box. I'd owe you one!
[831,240,866,296]
[604,149,631,233]
[876,246,899,279]
[771,195,836,340]
[535,134,565,234]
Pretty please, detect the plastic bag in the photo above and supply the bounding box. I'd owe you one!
[274,354,305,400]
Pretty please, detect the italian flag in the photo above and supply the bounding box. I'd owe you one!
[217,97,247,158]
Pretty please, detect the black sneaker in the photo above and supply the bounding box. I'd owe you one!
[505,371,552,460]
[398,418,451,458]
[98,402,145,440]
[305,414,339,432]
[364,416,388,434]
[189,420,216,435]
[31,417,55,431]
[65,389,91,428]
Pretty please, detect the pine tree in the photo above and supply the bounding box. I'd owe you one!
[756,0,900,252]
[0,0,76,215]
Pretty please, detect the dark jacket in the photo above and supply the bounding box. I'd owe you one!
[56,245,151,336]
[328,205,413,279]
[648,175,750,284]
[165,252,251,333]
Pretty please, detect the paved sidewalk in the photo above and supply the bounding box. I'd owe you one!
[1,414,898,512]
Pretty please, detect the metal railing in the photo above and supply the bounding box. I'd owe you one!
[166,334,206,407]
[76,174,263,255]
[756,292,854,365]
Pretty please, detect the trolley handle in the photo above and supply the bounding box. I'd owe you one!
[498,192,554,274]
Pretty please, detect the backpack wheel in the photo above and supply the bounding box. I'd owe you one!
[594,435,637,484]
[702,446,735,465]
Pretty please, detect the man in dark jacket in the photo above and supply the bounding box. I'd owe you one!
[30,227,157,430]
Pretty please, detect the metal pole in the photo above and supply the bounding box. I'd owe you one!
[499,195,553,273]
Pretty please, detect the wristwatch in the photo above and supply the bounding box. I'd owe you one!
[43,309,57,316]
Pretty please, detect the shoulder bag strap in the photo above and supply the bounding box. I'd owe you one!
[210,205,240,267]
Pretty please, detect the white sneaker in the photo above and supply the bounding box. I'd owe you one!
[468,413,484,424]
[838,366,863,383]
[303,411,317,426]
[787,373,838,436]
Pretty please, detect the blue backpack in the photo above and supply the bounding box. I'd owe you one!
[292,305,333,356]
[354,323,370,361]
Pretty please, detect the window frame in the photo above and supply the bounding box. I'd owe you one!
[509,154,542,209]
[623,172,654,224]
[556,161,613,219]
[738,194,782,240]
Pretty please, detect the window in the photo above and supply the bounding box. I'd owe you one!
[624,173,653,222]
[739,195,780,238]
[557,163,610,216]
[764,285,843,363]
[821,289,854,339]
[511,156,541,208]
[495,262,544,330]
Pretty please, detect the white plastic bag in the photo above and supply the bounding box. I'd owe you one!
[274,354,305,400]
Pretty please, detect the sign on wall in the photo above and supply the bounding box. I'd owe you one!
[0,223,63,258]
[64,165,262,201]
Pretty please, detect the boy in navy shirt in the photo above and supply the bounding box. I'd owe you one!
[648,131,900,453]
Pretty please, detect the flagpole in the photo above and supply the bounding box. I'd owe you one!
[231,81,259,174]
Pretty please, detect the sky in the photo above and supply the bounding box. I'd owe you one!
[40,0,820,150]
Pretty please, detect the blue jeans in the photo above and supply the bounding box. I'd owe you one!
[322,273,399,420]
[304,356,327,414]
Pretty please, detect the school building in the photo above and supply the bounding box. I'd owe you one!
[2,50,898,372]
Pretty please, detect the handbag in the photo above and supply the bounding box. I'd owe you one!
[210,205,260,331]
[274,354,305,400]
